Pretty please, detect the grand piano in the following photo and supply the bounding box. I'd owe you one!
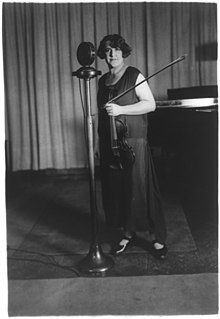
[149,85,218,215]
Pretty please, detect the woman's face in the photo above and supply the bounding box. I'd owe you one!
[104,45,124,68]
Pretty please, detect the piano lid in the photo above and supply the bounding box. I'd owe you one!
[156,97,218,109]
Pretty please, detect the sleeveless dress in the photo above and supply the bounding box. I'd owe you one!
[97,66,166,243]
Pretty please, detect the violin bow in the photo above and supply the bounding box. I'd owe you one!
[107,54,187,104]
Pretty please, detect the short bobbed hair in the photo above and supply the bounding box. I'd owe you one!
[97,34,132,59]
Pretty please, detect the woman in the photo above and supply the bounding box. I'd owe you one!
[96,34,167,259]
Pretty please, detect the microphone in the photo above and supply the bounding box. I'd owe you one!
[72,42,101,79]
[76,42,96,66]
[71,41,114,274]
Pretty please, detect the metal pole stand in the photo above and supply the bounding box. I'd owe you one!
[72,66,114,275]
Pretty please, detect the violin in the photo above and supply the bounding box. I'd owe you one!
[109,114,135,170]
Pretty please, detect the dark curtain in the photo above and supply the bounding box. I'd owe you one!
[3,2,217,171]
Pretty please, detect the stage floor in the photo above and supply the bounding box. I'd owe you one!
[8,273,218,316]
[6,171,218,279]
[4,171,218,316]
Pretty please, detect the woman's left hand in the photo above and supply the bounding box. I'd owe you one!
[105,103,122,116]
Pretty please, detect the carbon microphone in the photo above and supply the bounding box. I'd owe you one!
[76,42,96,66]
[72,42,101,78]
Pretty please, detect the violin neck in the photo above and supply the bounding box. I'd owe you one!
[110,116,118,148]
[108,90,119,149]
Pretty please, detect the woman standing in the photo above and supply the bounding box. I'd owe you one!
[96,34,167,259]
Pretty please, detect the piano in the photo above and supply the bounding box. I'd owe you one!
[156,97,218,112]
[149,86,218,215]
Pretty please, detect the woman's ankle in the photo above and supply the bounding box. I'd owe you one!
[124,230,135,238]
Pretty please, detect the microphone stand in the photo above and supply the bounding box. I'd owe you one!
[72,66,114,274]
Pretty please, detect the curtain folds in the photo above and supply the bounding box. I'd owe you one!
[3,2,217,171]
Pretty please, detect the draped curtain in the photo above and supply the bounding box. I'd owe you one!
[3,2,217,171]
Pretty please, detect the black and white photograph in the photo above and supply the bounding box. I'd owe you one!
[0,0,218,316]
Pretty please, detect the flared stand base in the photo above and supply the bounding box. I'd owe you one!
[78,242,114,275]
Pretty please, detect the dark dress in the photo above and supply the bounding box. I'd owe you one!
[97,66,166,243]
